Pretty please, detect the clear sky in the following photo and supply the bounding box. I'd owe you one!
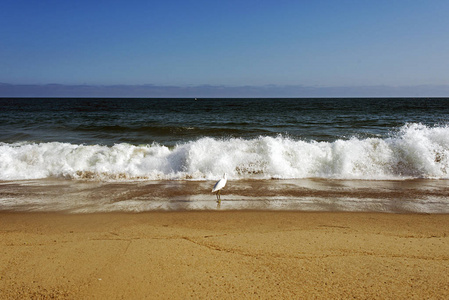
[1,0,449,90]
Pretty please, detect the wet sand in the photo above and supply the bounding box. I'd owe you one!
[1,211,448,299]
[2,178,449,213]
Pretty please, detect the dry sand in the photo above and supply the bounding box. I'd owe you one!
[0,211,448,299]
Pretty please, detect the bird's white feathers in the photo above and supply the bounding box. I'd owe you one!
[212,173,227,193]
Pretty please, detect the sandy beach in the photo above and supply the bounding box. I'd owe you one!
[0,211,448,299]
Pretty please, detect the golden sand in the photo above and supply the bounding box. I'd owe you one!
[1,211,448,299]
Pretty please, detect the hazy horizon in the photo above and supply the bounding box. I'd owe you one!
[1,82,449,98]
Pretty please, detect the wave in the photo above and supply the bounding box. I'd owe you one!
[1,123,449,181]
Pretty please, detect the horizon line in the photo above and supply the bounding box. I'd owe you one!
[1,82,449,98]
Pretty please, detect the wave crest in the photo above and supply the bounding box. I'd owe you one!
[1,123,449,181]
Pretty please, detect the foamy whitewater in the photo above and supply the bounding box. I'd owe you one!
[1,123,449,181]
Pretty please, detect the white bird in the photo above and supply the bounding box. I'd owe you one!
[212,173,227,203]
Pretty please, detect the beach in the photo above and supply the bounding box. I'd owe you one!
[1,211,448,299]
[1,98,449,298]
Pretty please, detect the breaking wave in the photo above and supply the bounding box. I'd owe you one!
[1,123,449,181]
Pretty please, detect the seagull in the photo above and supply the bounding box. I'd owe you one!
[212,173,227,203]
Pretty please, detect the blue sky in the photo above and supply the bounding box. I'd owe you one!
[1,0,449,95]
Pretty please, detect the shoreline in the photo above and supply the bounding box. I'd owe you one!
[2,178,449,213]
[1,211,448,299]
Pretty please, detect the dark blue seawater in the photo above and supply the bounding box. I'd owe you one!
[1,98,449,146]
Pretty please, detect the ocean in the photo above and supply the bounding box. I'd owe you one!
[1,97,449,213]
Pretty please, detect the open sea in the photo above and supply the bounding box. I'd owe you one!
[1,97,449,213]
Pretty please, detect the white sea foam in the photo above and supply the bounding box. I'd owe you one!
[1,123,449,181]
